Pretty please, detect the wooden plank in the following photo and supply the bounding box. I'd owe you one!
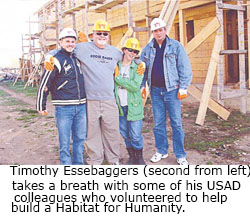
[248,5,250,89]
[220,90,248,99]
[164,0,180,34]
[238,0,247,114]
[185,17,220,55]
[188,85,230,121]
[220,50,247,54]
[195,34,222,125]
[179,9,187,46]
[218,3,245,11]
[179,0,215,10]
[216,0,225,105]
[116,26,133,50]
[93,0,126,11]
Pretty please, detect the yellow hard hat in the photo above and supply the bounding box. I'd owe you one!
[123,38,140,51]
[93,19,110,32]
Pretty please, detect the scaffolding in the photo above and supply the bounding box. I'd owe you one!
[19,0,250,121]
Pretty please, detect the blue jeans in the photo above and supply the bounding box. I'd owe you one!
[55,104,87,165]
[151,87,186,159]
[119,106,143,150]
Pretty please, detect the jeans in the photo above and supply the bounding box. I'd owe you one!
[55,104,87,165]
[151,87,186,159]
[119,106,143,150]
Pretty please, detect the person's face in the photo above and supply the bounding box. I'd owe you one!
[152,27,167,43]
[123,48,139,61]
[60,37,76,52]
[93,31,109,48]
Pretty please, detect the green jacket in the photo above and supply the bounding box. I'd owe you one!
[114,60,144,121]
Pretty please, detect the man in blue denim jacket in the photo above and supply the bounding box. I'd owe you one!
[140,18,192,165]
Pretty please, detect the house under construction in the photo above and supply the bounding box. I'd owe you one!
[20,0,250,125]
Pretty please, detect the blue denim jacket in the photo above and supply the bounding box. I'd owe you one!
[140,36,192,91]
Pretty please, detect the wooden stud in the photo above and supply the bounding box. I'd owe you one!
[179,9,187,46]
[188,85,230,121]
[216,0,225,105]
[185,17,220,55]
[238,0,247,114]
[248,4,250,89]
[195,34,222,125]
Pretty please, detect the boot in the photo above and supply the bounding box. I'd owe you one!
[134,149,146,165]
[127,148,136,165]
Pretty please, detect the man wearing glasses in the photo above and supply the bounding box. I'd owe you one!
[45,20,144,165]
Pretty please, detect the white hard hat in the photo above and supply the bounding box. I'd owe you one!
[59,28,77,40]
[150,18,166,31]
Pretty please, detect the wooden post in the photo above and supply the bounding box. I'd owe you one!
[85,0,89,37]
[238,0,247,114]
[248,4,250,89]
[179,9,187,46]
[71,0,76,30]
[195,34,222,125]
[216,0,225,105]
[185,17,220,55]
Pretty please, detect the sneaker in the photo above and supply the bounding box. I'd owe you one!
[177,157,189,165]
[150,152,168,163]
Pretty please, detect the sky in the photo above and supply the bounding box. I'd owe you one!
[0,0,49,68]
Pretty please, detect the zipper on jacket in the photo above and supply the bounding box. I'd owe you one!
[57,80,68,90]
[70,56,81,101]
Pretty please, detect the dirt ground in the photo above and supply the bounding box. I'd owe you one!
[0,84,250,165]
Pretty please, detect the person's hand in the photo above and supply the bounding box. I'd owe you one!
[177,89,187,100]
[44,55,55,71]
[38,110,48,116]
[136,62,145,75]
[114,66,120,77]
[141,87,146,99]
[78,32,88,43]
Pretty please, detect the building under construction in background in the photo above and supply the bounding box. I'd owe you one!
[19,0,250,125]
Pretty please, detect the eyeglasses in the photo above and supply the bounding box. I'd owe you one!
[96,32,109,36]
[127,48,139,55]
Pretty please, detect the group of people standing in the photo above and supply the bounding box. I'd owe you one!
[36,18,192,166]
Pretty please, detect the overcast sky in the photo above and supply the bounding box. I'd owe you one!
[0,0,49,67]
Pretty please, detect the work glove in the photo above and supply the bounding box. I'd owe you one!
[38,110,48,116]
[177,89,187,100]
[44,55,55,71]
[78,32,88,43]
[136,62,145,75]
[114,65,120,77]
[141,87,146,99]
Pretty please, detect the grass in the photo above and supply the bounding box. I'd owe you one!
[184,108,250,159]
[1,81,38,97]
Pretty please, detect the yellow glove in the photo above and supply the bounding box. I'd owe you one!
[141,87,146,99]
[114,65,120,77]
[38,110,48,116]
[78,32,88,43]
[136,62,145,76]
[177,89,188,100]
[44,56,55,71]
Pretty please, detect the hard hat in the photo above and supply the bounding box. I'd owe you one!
[93,19,110,32]
[150,18,166,31]
[59,28,77,40]
[123,38,140,51]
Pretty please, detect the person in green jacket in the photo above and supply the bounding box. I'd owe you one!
[114,38,146,165]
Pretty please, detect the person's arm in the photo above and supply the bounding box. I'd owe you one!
[176,43,193,89]
[176,43,193,100]
[36,60,58,113]
[115,66,144,92]
[139,48,148,88]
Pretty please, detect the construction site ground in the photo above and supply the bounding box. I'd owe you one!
[0,80,250,165]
